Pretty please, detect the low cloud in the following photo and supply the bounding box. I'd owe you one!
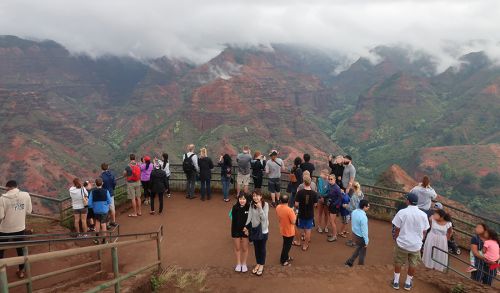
[1,0,499,72]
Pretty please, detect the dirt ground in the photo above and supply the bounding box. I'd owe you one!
[113,192,494,292]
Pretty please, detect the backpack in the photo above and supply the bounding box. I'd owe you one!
[127,164,141,182]
[289,167,300,183]
[183,153,196,174]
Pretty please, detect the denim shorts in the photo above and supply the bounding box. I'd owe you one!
[297,218,315,230]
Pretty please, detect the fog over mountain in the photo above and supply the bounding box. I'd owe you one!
[1,0,499,72]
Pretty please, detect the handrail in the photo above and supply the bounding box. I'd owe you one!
[0,225,163,292]
[431,245,498,283]
[0,186,64,203]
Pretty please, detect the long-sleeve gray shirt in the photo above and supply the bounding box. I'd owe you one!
[245,202,269,234]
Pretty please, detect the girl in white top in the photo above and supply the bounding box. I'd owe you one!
[69,178,88,235]
[422,209,453,272]
[158,153,171,197]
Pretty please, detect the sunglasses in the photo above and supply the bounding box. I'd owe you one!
[328,178,335,181]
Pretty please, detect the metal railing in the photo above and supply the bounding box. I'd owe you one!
[431,245,499,283]
[0,225,163,293]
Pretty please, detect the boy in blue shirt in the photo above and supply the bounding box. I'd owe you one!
[345,199,370,267]
[339,191,351,238]
[88,178,111,244]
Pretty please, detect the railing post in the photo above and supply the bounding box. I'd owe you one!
[0,265,8,293]
[23,246,33,293]
[156,233,162,270]
[111,247,120,293]
[97,250,103,272]
[59,200,64,222]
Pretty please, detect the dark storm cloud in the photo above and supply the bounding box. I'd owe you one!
[1,0,499,71]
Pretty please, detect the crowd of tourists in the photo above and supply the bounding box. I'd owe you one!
[0,143,498,289]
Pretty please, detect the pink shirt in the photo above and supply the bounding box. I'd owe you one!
[483,240,499,263]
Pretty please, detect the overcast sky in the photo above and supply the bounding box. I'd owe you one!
[1,0,499,71]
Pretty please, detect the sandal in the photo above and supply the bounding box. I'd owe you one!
[288,256,294,262]
[340,233,347,238]
[301,234,305,241]
[252,265,260,274]
[150,211,155,215]
[137,213,142,216]
[16,270,25,279]
[256,267,264,276]
[282,261,291,267]
[302,244,309,251]
[292,241,301,247]
[128,214,137,217]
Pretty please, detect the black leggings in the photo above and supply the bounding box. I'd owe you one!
[141,180,151,199]
[150,192,164,213]
[0,231,26,270]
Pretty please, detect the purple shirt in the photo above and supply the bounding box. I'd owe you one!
[140,163,154,181]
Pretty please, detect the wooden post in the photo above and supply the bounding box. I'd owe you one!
[23,246,32,293]
[0,265,8,293]
[156,235,162,270]
[97,250,103,272]
[111,247,120,293]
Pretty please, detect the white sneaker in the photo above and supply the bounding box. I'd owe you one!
[235,264,242,272]
[241,265,248,273]
[318,227,323,233]
[324,227,329,233]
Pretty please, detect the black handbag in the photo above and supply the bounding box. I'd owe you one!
[249,223,264,242]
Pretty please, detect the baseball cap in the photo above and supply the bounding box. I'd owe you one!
[434,202,443,210]
[270,150,278,156]
[406,193,419,205]
[344,155,353,161]
[144,155,151,161]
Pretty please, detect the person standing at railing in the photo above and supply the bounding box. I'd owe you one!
[140,156,154,205]
[470,223,498,286]
[88,178,111,245]
[158,153,171,198]
[300,153,315,177]
[342,155,356,195]
[150,162,168,215]
[236,146,253,198]
[316,169,330,235]
[294,177,318,252]
[100,163,117,227]
[410,176,437,217]
[326,174,342,242]
[328,155,344,188]
[198,148,214,201]
[219,154,233,202]
[391,193,430,291]
[265,150,285,208]
[183,144,200,200]
[422,209,453,272]
[124,153,142,217]
[69,178,88,237]
[0,180,32,279]
[287,157,303,208]
[251,151,266,194]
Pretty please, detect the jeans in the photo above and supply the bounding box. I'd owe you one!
[150,192,164,213]
[346,234,367,266]
[253,233,268,265]
[0,231,26,270]
[280,236,294,264]
[141,180,151,199]
[200,179,211,199]
[221,176,230,200]
[185,172,196,198]
[289,191,296,208]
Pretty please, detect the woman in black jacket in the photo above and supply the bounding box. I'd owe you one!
[251,151,266,193]
[198,148,214,201]
[218,154,233,202]
[150,163,168,215]
[328,155,345,189]
[288,157,303,207]
[231,194,250,273]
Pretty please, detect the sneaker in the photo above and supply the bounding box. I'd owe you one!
[344,262,353,268]
[235,264,242,272]
[93,239,100,245]
[404,282,412,291]
[465,266,477,273]
[391,281,400,290]
[241,265,248,273]
[88,227,96,232]
[327,236,337,242]
[82,234,88,238]
[167,193,171,198]
[318,227,323,233]
[109,222,118,227]
[324,227,329,233]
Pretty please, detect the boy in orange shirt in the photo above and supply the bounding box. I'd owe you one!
[276,195,297,266]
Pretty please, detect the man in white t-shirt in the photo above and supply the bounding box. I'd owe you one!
[0,180,32,278]
[391,192,430,291]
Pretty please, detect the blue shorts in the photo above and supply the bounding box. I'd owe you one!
[297,218,315,230]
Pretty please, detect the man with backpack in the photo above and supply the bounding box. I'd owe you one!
[100,163,117,227]
[183,144,200,199]
[123,154,142,217]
